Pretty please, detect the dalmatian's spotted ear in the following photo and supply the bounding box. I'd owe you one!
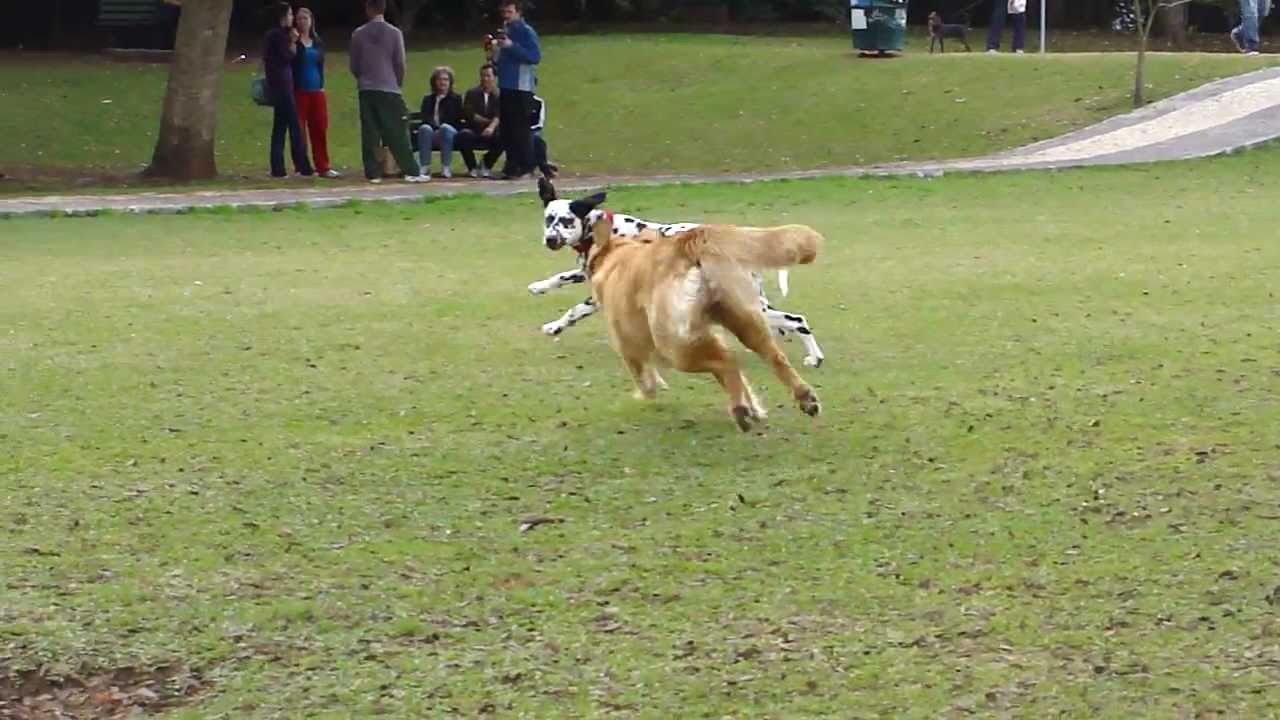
[538,177,558,207]
[568,192,608,219]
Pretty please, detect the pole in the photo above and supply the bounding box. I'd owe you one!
[1040,0,1047,53]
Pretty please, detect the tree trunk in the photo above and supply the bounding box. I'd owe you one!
[396,0,429,41]
[1048,0,1068,27]
[1159,2,1188,47]
[143,0,234,181]
[463,0,486,32]
[1134,42,1147,106]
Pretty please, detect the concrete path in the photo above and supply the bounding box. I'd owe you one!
[3,66,1280,218]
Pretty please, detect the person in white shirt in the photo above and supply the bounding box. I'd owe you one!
[986,0,1028,53]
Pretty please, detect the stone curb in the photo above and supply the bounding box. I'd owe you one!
[3,67,1280,219]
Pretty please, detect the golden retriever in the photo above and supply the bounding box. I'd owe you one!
[583,213,824,431]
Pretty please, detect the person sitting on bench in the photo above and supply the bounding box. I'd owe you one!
[457,63,502,178]
[417,66,464,178]
[528,94,559,179]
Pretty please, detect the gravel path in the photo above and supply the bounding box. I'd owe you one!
[3,66,1279,218]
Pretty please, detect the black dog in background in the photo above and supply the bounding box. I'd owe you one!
[928,11,972,53]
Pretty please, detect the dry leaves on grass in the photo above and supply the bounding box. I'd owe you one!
[0,665,204,720]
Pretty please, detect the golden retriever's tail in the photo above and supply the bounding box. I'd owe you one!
[676,224,822,272]
[674,225,821,309]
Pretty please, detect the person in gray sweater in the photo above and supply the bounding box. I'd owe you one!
[349,0,427,183]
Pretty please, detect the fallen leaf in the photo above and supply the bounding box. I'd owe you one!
[519,516,564,533]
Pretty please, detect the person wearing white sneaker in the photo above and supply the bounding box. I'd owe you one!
[416,66,463,179]
[350,0,424,182]
[1231,0,1272,55]
[458,64,504,179]
[293,8,337,180]
[986,0,1027,53]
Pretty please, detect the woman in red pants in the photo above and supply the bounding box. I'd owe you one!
[293,8,340,178]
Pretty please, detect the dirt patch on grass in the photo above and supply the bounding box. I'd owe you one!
[0,665,205,719]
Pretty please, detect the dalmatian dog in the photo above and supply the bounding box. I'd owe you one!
[528,178,826,368]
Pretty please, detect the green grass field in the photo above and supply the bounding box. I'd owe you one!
[1,32,1277,193]
[3,144,1279,717]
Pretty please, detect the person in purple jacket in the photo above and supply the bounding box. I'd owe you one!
[263,2,313,178]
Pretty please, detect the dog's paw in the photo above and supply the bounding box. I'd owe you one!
[796,388,822,417]
[803,355,824,369]
[528,281,552,295]
[541,321,565,336]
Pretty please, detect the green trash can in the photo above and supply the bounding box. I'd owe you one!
[850,0,908,55]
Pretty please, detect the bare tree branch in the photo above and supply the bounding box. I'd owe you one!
[1135,0,1195,37]
[1131,0,1196,107]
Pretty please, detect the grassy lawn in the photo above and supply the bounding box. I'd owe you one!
[1,32,1277,195]
[3,144,1280,717]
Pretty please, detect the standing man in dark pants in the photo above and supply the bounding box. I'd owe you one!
[489,0,541,180]
[350,0,427,183]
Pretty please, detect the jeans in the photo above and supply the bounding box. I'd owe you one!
[417,123,458,170]
[1236,0,1272,51]
[270,91,313,177]
[987,3,1027,51]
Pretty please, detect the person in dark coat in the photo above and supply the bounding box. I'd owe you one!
[457,63,503,178]
[263,2,313,178]
[417,66,464,178]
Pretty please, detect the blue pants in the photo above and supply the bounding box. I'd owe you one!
[987,4,1027,51]
[1235,0,1272,51]
[417,123,458,170]
[270,91,313,177]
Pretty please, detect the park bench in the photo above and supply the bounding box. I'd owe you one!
[97,0,162,29]
[402,111,501,156]
[97,0,178,51]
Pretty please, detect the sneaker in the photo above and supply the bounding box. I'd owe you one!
[1015,49,1025,54]
[468,167,481,178]
[1230,27,1245,52]
[369,177,382,184]
[479,162,490,179]
[321,169,341,179]
[986,48,999,54]
[1246,50,1261,56]
[442,166,452,179]
[404,173,431,183]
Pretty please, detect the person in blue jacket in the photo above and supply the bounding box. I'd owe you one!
[487,0,541,180]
